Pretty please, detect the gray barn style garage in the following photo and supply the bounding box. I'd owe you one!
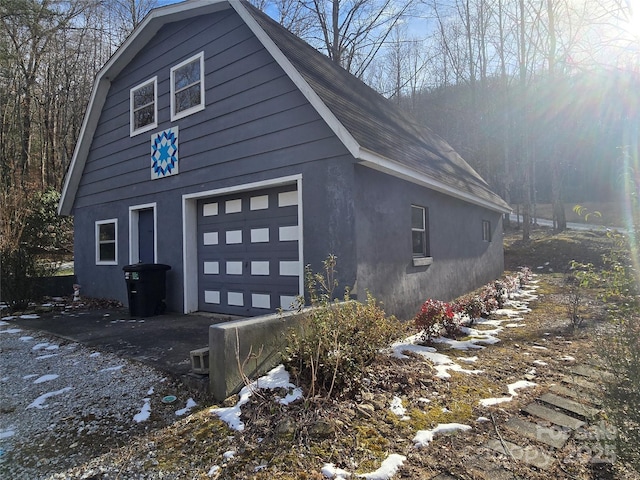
[59,0,511,320]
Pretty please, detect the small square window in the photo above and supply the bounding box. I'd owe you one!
[482,220,492,242]
[171,52,205,121]
[96,219,118,265]
[411,205,430,257]
[130,77,157,136]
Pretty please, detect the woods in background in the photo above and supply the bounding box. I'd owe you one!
[1,0,638,253]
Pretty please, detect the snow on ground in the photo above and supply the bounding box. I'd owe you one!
[210,364,303,431]
[479,380,538,407]
[413,423,473,448]
[176,398,197,416]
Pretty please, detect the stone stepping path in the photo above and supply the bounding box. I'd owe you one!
[549,383,602,406]
[538,392,600,420]
[504,416,569,449]
[570,364,615,382]
[522,401,586,430]
[486,438,555,470]
[466,366,606,478]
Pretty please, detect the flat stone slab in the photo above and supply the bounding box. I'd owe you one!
[560,374,602,393]
[505,416,569,449]
[487,438,554,470]
[570,365,615,382]
[523,402,586,430]
[466,456,515,480]
[549,384,602,406]
[539,392,600,419]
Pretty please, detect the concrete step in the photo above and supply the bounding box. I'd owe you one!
[549,383,602,406]
[504,416,569,449]
[523,402,586,430]
[539,392,600,420]
[486,438,555,470]
[466,456,516,480]
[570,365,615,382]
[560,374,602,393]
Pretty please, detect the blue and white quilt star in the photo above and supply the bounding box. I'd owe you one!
[151,127,179,179]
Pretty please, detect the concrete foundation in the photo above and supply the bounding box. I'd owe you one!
[208,308,308,401]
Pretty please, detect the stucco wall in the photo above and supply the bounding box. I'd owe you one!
[353,165,504,320]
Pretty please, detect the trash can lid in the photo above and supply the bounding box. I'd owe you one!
[123,263,171,272]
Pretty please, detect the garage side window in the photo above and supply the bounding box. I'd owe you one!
[482,220,492,242]
[96,219,118,265]
[411,205,430,257]
[171,52,205,121]
[130,77,157,136]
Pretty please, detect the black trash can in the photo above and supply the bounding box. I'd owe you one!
[123,263,171,317]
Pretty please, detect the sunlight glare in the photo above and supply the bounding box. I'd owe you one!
[626,0,640,38]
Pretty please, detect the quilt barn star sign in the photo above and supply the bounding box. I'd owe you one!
[151,127,179,179]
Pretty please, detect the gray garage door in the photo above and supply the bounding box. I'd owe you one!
[197,185,301,316]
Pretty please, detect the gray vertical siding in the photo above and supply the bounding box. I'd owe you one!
[353,165,504,320]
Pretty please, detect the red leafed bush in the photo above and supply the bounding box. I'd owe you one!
[414,299,456,341]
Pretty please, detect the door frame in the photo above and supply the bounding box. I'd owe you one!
[129,203,158,264]
[182,174,303,314]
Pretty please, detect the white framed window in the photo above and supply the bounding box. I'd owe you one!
[412,205,432,267]
[482,220,492,242]
[96,219,118,265]
[130,77,157,136]
[171,52,205,121]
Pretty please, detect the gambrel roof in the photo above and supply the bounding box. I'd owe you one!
[59,0,510,215]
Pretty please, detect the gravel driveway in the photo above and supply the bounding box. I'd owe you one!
[0,318,196,479]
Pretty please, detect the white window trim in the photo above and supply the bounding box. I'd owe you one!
[129,203,158,264]
[482,219,492,242]
[95,219,118,266]
[130,77,158,137]
[170,52,205,122]
[411,205,432,267]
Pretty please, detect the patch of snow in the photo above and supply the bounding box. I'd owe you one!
[413,423,472,448]
[322,463,351,479]
[133,398,151,423]
[99,365,124,372]
[560,355,575,362]
[358,454,406,479]
[390,396,410,420]
[0,328,23,334]
[533,360,548,366]
[211,365,302,431]
[457,356,478,364]
[33,374,59,384]
[0,428,16,439]
[175,398,197,416]
[35,354,58,360]
[19,336,34,341]
[207,465,221,477]
[27,387,73,409]
[480,380,537,407]
[19,314,40,319]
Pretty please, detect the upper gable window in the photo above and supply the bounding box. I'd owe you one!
[130,77,157,136]
[171,52,205,121]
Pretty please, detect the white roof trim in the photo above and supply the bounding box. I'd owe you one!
[358,148,512,214]
[59,0,506,216]
[58,0,232,215]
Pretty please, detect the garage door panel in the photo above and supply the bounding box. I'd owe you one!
[197,184,300,315]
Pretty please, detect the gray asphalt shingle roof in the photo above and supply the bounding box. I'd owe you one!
[242,1,510,212]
